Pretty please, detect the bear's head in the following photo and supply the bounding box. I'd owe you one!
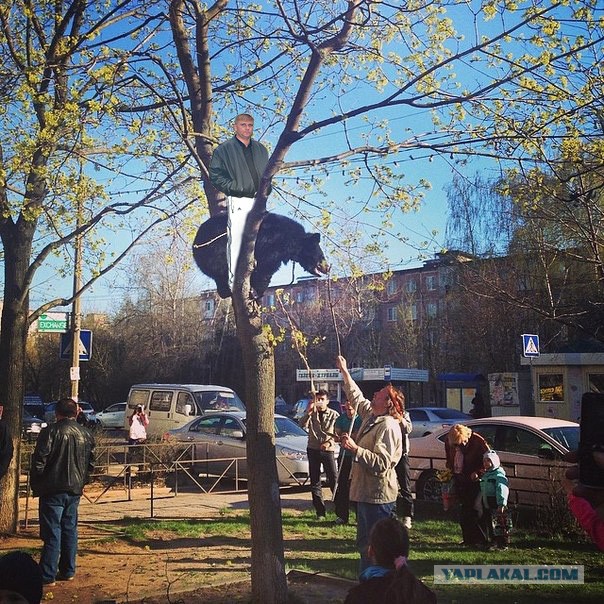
[294,233,329,277]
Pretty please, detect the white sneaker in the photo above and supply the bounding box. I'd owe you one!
[402,516,412,529]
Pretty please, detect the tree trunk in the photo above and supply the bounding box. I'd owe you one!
[232,213,287,603]
[0,223,33,534]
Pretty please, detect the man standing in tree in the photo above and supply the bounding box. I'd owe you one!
[209,113,269,291]
[30,398,95,586]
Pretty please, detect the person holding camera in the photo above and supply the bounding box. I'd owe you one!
[128,406,149,445]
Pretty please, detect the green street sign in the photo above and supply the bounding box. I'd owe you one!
[38,313,69,333]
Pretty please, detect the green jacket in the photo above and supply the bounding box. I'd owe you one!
[209,136,269,198]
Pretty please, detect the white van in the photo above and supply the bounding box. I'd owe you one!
[124,384,246,436]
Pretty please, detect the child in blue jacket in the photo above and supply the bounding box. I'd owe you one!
[479,450,512,549]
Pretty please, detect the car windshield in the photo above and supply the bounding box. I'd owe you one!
[542,426,579,452]
[194,391,246,412]
[79,403,93,411]
[275,417,307,438]
[432,408,469,419]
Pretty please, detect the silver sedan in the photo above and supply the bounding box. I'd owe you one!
[165,411,310,485]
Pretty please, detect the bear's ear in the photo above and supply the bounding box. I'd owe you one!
[307,232,321,243]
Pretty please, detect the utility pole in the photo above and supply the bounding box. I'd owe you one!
[70,197,83,402]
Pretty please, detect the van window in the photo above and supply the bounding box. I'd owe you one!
[176,392,197,416]
[149,391,173,412]
[129,390,150,410]
[194,391,246,412]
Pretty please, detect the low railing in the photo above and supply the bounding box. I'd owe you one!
[21,442,310,523]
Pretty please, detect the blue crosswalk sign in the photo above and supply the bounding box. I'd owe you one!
[522,334,540,358]
[60,330,92,361]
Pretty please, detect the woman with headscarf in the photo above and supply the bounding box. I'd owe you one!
[445,423,489,546]
[336,355,403,573]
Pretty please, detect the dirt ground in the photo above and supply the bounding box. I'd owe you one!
[0,523,351,604]
[3,486,353,604]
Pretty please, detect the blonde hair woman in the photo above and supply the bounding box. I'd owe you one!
[445,423,489,547]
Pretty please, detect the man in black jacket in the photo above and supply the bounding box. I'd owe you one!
[30,398,95,586]
[209,113,269,292]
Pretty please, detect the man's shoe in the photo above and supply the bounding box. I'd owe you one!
[57,574,75,581]
[43,580,56,587]
[334,517,347,525]
[402,516,412,529]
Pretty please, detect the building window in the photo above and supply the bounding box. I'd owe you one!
[538,373,564,402]
[203,299,214,317]
[587,373,604,392]
[265,293,275,307]
[406,280,417,293]
[411,304,417,321]
[387,306,397,322]
[425,275,436,290]
[296,291,304,303]
[427,302,437,318]
[387,280,397,295]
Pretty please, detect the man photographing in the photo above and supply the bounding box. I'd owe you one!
[209,113,269,292]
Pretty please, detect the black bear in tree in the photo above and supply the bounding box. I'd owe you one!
[192,212,329,298]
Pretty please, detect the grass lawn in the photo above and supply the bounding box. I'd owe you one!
[114,501,603,603]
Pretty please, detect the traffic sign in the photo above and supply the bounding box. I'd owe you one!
[60,330,92,361]
[38,312,69,333]
[522,334,540,358]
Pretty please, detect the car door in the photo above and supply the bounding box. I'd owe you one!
[214,416,248,479]
[489,425,564,506]
[408,409,430,437]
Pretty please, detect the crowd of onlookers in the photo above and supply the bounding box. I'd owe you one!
[1,373,603,604]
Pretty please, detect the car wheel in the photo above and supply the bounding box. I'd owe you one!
[416,470,442,502]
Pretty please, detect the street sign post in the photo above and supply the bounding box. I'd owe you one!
[38,313,69,333]
[60,330,92,361]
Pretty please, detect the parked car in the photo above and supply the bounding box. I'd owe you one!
[165,411,310,485]
[409,416,579,507]
[44,400,100,428]
[96,402,127,429]
[408,407,472,437]
[22,408,47,440]
[291,398,342,421]
[125,384,246,435]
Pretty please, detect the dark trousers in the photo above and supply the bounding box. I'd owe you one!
[307,447,337,517]
[39,492,80,583]
[455,477,488,545]
[334,453,354,522]
[395,454,414,518]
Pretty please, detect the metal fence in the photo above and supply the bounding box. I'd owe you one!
[21,442,310,524]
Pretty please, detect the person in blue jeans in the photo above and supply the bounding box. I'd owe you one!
[30,398,95,587]
[336,356,403,573]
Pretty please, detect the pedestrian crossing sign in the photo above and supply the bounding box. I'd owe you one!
[522,334,540,358]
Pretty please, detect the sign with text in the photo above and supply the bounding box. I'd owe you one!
[38,312,69,333]
[296,369,342,382]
